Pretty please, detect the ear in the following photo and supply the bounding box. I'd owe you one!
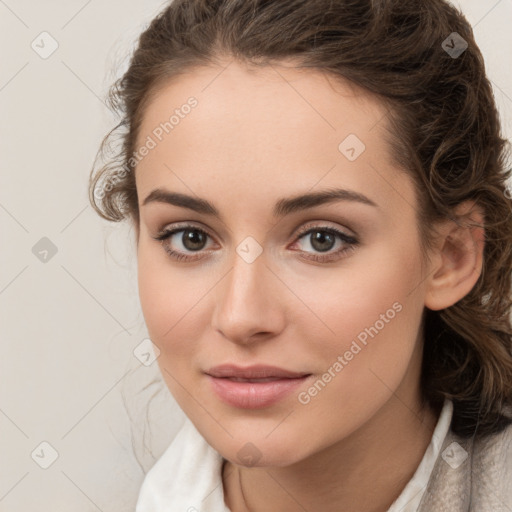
[424,200,485,311]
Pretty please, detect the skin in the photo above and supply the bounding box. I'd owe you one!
[134,58,485,512]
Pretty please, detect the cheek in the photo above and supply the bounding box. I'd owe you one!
[137,247,204,406]
[137,256,171,340]
[292,234,423,345]
[291,238,424,403]
[137,243,202,353]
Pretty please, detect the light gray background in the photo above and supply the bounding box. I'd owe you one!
[1,0,511,510]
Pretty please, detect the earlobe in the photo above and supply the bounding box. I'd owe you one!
[424,201,485,311]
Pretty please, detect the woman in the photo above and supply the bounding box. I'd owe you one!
[89,0,512,510]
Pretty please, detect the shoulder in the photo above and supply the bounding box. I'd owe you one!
[418,419,512,511]
[471,419,512,506]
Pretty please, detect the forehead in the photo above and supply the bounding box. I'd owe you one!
[136,58,390,149]
[134,59,412,217]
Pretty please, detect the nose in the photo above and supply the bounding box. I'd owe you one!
[210,250,286,345]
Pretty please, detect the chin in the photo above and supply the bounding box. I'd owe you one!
[205,426,313,468]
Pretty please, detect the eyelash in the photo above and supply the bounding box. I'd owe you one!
[152,222,359,263]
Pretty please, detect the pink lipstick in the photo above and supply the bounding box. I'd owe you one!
[205,364,312,409]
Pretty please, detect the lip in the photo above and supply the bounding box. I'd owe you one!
[205,364,312,409]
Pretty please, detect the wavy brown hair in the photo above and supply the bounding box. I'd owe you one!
[89,0,512,438]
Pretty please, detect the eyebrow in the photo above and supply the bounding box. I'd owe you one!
[142,187,378,219]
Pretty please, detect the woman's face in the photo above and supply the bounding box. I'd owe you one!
[135,59,431,466]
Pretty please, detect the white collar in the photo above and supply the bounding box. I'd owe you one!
[136,399,453,511]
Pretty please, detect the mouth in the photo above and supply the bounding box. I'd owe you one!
[205,364,311,380]
[205,364,313,409]
[221,377,296,382]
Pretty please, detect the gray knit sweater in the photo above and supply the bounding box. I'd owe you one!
[418,420,512,511]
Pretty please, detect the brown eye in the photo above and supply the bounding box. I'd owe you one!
[291,224,359,263]
[153,224,214,261]
[180,229,208,251]
[308,230,337,252]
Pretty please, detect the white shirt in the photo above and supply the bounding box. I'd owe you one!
[136,399,454,512]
